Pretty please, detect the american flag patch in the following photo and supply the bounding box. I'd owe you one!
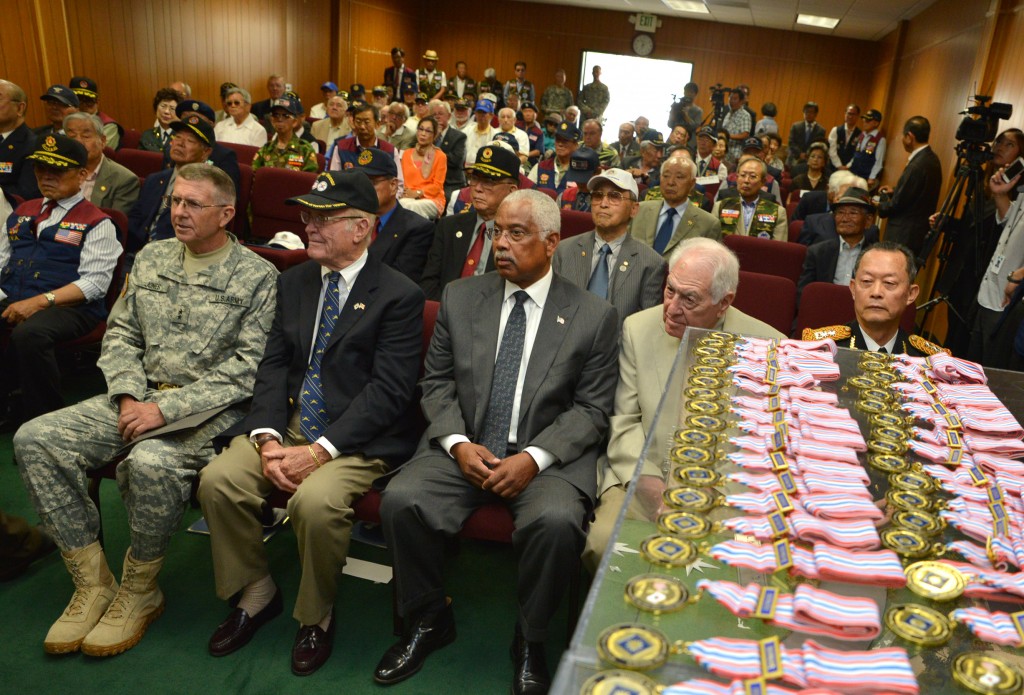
[54,226,83,246]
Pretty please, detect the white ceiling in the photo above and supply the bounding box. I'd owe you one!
[521,0,938,41]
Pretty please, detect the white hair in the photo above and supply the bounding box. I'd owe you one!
[661,156,696,178]
[429,99,451,115]
[501,189,560,240]
[668,238,740,303]
[225,86,252,104]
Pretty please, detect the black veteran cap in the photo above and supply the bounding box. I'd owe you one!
[69,76,98,100]
[352,147,397,177]
[555,121,580,141]
[41,85,79,108]
[696,125,717,140]
[287,170,379,212]
[472,145,519,180]
[372,85,388,96]
[863,109,883,122]
[566,147,599,184]
[349,84,366,99]
[270,96,302,116]
[492,132,520,152]
[833,187,876,213]
[176,99,216,122]
[742,136,764,151]
[170,114,215,146]
[520,100,538,113]
[27,133,88,169]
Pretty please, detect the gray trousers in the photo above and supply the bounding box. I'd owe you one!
[381,451,587,643]
[15,393,216,560]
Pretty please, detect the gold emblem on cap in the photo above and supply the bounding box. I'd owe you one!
[580,669,660,695]
[191,102,199,110]
[884,604,952,646]
[42,136,58,152]
[905,561,965,602]
[481,147,493,161]
[358,149,372,165]
[952,652,1023,695]
[639,534,698,568]
[596,623,670,671]
[625,573,691,614]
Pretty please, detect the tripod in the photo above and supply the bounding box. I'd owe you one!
[915,141,991,340]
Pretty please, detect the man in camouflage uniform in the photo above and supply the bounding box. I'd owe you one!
[578,66,610,122]
[14,163,277,658]
[710,155,787,240]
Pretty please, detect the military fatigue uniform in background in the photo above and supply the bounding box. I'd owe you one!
[252,138,318,172]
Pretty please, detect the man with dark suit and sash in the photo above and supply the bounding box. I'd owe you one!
[198,170,425,676]
[374,189,618,695]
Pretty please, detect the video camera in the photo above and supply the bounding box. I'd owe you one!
[956,95,1013,144]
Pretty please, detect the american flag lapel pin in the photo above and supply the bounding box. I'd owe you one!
[556,316,565,324]
[354,303,366,310]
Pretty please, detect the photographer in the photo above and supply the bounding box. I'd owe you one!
[668,82,702,131]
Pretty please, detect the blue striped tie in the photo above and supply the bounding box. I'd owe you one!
[479,291,528,458]
[299,272,345,442]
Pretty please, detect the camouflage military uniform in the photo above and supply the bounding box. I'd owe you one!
[251,137,319,172]
[15,236,277,560]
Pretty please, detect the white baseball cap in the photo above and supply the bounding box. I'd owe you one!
[586,167,639,198]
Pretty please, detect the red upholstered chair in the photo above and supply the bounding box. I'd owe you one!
[249,167,317,242]
[518,173,534,189]
[245,245,309,272]
[788,219,804,243]
[114,149,165,181]
[315,153,327,171]
[794,282,917,337]
[536,187,558,201]
[231,163,253,239]
[119,128,143,150]
[722,235,807,285]
[219,142,259,167]
[733,270,797,336]
[786,199,799,220]
[559,209,593,239]
[102,146,117,160]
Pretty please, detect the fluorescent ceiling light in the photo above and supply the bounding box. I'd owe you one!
[797,13,840,29]
[662,0,710,13]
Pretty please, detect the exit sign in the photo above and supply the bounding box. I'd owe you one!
[635,13,658,33]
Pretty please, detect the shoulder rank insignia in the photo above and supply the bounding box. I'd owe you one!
[802,324,851,342]
[908,334,950,356]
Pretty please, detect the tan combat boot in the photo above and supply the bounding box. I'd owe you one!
[44,541,119,654]
[81,549,165,657]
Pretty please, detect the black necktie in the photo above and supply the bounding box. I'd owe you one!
[479,291,529,457]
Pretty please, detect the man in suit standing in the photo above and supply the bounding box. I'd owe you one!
[373,189,618,695]
[385,48,418,102]
[0,80,41,202]
[631,157,721,258]
[430,100,467,204]
[355,147,434,283]
[584,237,783,570]
[553,168,665,326]
[877,116,943,257]
[63,113,139,217]
[797,187,878,298]
[199,170,424,676]
[420,146,520,300]
[786,101,826,173]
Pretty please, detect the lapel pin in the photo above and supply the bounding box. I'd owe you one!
[619,264,628,272]
[100,185,107,192]
[581,251,586,257]
[455,231,463,238]
[556,316,565,324]
[354,303,366,310]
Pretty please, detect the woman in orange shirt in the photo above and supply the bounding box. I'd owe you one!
[400,115,447,219]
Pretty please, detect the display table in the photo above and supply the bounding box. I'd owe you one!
[551,328,1024,694]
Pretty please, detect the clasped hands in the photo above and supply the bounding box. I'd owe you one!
[452,442,538,498]
[260,440,330,493]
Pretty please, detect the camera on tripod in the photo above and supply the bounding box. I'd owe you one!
[956,95,1013,144]
[708,83,732,109]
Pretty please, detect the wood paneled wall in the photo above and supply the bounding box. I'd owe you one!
[339,0,420,91]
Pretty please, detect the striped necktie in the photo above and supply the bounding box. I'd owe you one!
[299,271,346,442]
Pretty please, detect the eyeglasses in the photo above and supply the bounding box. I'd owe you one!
[485,227,535,243]
[299,211,364,229]
[162,195,229,213]
[225,100,244,106]
[590,190,633,204]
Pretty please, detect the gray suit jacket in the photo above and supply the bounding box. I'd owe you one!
[419,272,619,500]
[91,157,140,218]
[630,200,721,258]
[552,231,666,327]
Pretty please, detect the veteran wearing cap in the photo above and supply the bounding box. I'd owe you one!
[34,85,79,138]
[165,100,242,194]
[417,50,447,101]
[420,145,520,300]
[462,99,500,167]
[252,96,318,173]
[802,241,945,356]
[797,187,880,298]
[0,134,120,426]
[528,120,580,195]
[199,169,424,676]
[15,162,276,658]
[128,112,216,250]
[710,155,787,240]
[553,168,666,327]
[556,146,600,212]
[69,77,123,150]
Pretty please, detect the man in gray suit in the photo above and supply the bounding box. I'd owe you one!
[374,190,618,695]
[630,157,721,258]
[63,112,139,217]
[553,168,666,327]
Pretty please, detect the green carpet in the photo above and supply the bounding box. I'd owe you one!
[0,367,582,694]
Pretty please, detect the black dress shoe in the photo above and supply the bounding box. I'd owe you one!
[510,625,550,695]
[373,601,456,685]
[208,589,283,657]
[291,616,335,676]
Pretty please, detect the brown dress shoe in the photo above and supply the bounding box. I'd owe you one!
[291,616,335,676]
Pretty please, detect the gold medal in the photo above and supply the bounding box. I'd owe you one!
[861,387,896,403]
[698,355,730,368]
[868,453,909,473]
[689,375,727,389]
[685,414,727,431]
[657,511,713,539]
[870,411,912,429]
[663,486,719,513]
[674,429,718,448]
[624,573,691,614]
[874,425,910,444]
[887,488,933,511]
[892,509,946,537]
[861,350,892,365]
[670,445,715,467]
[889,471,936,493]
[640,534,698,568]
[687,399,725,415]
[860,360,893,373]
[698,336,728,348]
[684,387,722,401]
[694,345,724,357]
[881,527,942,559]
[868,437,908,455]
[690,365,724,378]
[596,623,670,670]
[709,331,734,341]
[870,370,899,385]
[580,670,661,695]
[952,652,1024,695]
[904,561,966,602]
[846,375,878,390]
[884,604,952,646]
[673,465,721,487]
[857,398,891,414]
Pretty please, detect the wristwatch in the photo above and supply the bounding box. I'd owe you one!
[253,434,277,452]
[44,292,56,307]
[1007,272,1021,283]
